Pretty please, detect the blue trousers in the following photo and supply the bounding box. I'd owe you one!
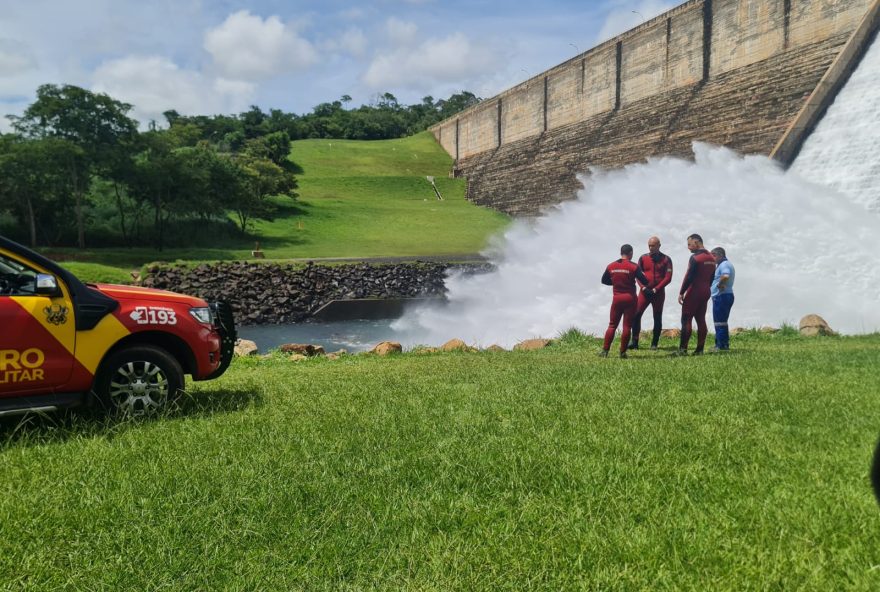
[712,293,735,349]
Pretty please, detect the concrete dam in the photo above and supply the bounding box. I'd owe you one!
[429,0,880,216]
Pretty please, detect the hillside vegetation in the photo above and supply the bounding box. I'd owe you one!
[2,332,879,589]
[53,132,509,282]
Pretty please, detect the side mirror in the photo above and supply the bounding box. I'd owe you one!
[35,273,61,297]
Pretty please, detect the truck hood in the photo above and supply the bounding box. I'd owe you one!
[92,283,208,307]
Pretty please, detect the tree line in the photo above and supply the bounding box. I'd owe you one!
[0,85,480,250]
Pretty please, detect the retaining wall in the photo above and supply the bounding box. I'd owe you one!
[431,0,874,215]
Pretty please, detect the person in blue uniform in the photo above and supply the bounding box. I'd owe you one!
[710,247,735,351]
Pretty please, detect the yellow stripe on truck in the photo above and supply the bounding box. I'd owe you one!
[74,314,131,375]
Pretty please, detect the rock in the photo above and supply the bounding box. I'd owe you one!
[411,346,439,354]
[234,339,258,357]
[331,349,348,356]
[279,343,324,356]
[661,328,681,338]
[485,344,506,352]
[730,327,748,336]
[513,338,553,351]
[799,314,836,337]
[326,353,340,361]
[760,325,778,334]
[441,338,470,352]
[289,354,308,362]
[371,341,402,355]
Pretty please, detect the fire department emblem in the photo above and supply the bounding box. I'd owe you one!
[43,303,69,326]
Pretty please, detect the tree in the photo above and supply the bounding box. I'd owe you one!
[230,154,297,233]
[0,136,81,247]
[10,84,138,248]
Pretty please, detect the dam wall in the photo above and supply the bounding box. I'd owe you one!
[431,0,875,215]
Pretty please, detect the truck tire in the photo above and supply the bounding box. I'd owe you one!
[94,345,184,415]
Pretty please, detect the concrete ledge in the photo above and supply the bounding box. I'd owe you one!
[771,0,880,167]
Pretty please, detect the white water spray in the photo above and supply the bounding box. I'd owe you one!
[394,144,880,346]
[790,31,880,211]
[395,34,880,346]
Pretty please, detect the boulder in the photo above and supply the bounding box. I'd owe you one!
[513,338,552,351]
[760,326,778,334]
[661,328,681,338]
[485,344,506,352]
[280,343,325,356]
[441,338,470,352]
[289,354,308,362]
[730,327,748,336]
[412,346,439,354]
[234,339,258,357]
[799,314,836,337]
[371,341,402,355]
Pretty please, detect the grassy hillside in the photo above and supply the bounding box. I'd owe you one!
[49,132,509,283]
[2,332,879,589]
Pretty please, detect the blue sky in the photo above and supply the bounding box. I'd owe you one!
[0,0,675,130]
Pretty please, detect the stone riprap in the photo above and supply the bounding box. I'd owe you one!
[142,261,491,325]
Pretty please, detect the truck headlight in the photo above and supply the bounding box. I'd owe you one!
[189,307,213,324]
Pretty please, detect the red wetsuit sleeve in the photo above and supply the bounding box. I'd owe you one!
[634,266,649,289]
[680,254,697,295]
[654,256,673,291]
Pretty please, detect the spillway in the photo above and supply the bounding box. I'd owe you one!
[394,33,880,346]
[790,30,880,210]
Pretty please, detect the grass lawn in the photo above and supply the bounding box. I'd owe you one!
[2,332,879,590]
[42,132,509,283]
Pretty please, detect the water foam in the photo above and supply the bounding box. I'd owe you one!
[790,30,880,211]
[394,143,880,346]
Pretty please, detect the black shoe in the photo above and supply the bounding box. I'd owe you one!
[628,343,639,350]
[620,351,628,359]
[598,350,609,358]
[670,349,688,357]
[692,348,704,356]
[650,345,658,351]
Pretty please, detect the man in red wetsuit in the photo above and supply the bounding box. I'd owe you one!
[629,235,673,351]
[601,244,651,358]
[675,233,716,356]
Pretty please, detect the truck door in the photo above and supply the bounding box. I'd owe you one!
[0,252,76,395]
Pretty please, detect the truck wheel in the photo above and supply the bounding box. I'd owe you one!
[94,345,184,415]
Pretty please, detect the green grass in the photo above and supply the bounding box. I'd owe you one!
[43,133,509,283]
[2,333,879,590]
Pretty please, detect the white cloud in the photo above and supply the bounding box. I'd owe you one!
[385,18,418,47]
[363,31,500,92]
[322,27,369,58]
[204,10,318,81]
[596,0,676,43]
[91,55,254,126]
[0,40,37,76]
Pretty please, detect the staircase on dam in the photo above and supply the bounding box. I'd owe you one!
[433,0,880,216]
[790,30,880,210]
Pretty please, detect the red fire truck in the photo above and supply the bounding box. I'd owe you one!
[0,235,235,416]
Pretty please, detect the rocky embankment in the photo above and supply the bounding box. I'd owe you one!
[142,260,490,325]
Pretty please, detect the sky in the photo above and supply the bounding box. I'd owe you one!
[0,0,676,131]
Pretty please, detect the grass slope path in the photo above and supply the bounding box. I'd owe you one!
[2,332,879,589]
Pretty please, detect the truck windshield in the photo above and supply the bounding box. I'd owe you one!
[0,255,37,296]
